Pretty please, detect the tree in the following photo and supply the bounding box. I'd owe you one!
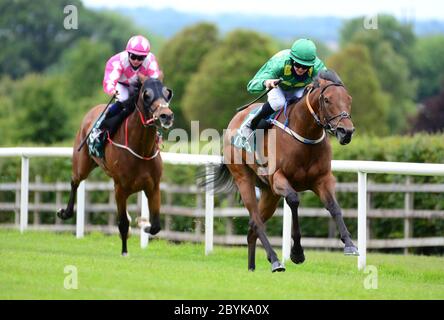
[411,84,444,133]
[327,44,390,136]
[0,0,84,78]
[12,74,71,144]
[158,23,219,131]
[182,30,278,132]
[412,35,444,101]
[339,15,417,133]
[340,14,416,64]
[55,38,113,98]
[0,0,159,78]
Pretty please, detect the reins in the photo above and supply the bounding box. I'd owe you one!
[270,81,350,144]
[107,101,165,161]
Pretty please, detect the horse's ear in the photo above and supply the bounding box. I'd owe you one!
[162,87,173,102]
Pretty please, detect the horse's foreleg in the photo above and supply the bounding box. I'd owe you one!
[57,179,79,220]
[229,164,284,272]
[115,184,130,256]
[144,185,161,235]
[314,174,359,256]
[272,169,305,264]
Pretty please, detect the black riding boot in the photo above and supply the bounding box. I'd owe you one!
[240,102,275,139]
[100,100,135,138]
[249,102,275,131]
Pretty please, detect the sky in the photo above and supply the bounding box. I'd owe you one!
[83,0,444,20]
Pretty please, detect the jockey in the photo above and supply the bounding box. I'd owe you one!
[240,38,327,138]
[92,35,163,143]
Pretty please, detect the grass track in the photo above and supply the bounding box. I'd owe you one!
[0,230,443,299]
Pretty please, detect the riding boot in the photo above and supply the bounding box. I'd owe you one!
[240,102,275,138]
[100,100,135,138]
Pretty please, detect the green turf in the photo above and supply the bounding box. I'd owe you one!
[0,229,443,299]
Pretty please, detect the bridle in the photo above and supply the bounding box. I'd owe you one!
[135,99,170,128]
[305,82,352,135]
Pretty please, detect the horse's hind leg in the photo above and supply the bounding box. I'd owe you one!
[272,169,305,264]
[314,174,359,256]
[248,187,281,271]
[228,164,284,272]
[115,184,131,256]
[57,147,96,220]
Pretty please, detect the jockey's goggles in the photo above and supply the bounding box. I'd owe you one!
[293,61,310,70]
[129,53,147,61]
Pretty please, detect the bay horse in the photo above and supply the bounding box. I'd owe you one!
[57,78,174,256]
[205,70,358,272]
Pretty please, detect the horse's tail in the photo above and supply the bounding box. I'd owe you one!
[197,161,237,194]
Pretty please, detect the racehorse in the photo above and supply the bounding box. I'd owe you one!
[205,70,359,272]
[57,78,174,256]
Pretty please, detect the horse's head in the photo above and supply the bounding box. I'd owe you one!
[138,78,174,130]
[314,70,354,145]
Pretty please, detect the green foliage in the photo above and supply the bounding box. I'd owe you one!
[339,15,417,134]
[182,29,278,132]
[412,35,444,101]
[340,14,416,64]
[158,23,220,131]
[0,0,158,79]
[54,38,113,98]
[0,1,162,145]
[328,44,390,135]
[0,0,83,78]
[12,74,71,144]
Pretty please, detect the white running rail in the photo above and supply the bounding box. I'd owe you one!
[1,147,444,270]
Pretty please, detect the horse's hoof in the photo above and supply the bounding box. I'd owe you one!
[143,225,151,234]
[122,252,129,257]
[271,261,286,273]
[344,246,359,256]
[56,208,67,220]
[248,268,255,272]
[290,251,305,264]
[149,225,160,235]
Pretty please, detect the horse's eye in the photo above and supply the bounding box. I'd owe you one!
[324,97,329,104]
[144,89,154,102]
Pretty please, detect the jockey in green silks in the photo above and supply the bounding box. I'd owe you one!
[240,38,327,138]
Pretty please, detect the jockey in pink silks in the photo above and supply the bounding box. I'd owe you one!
[91,35,163,144]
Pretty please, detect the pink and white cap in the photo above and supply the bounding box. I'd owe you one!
[126,35,151,55]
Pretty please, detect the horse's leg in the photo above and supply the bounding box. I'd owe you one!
[115,184,131,256]
[143,184,161,235]
[228,164,284,272]
[57,146,96,220]
[314,174,359,256]
[248,187,281,271]
[272,169,305,264]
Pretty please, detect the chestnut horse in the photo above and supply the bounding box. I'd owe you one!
[206,70,358,272]
[57,78,174,256]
